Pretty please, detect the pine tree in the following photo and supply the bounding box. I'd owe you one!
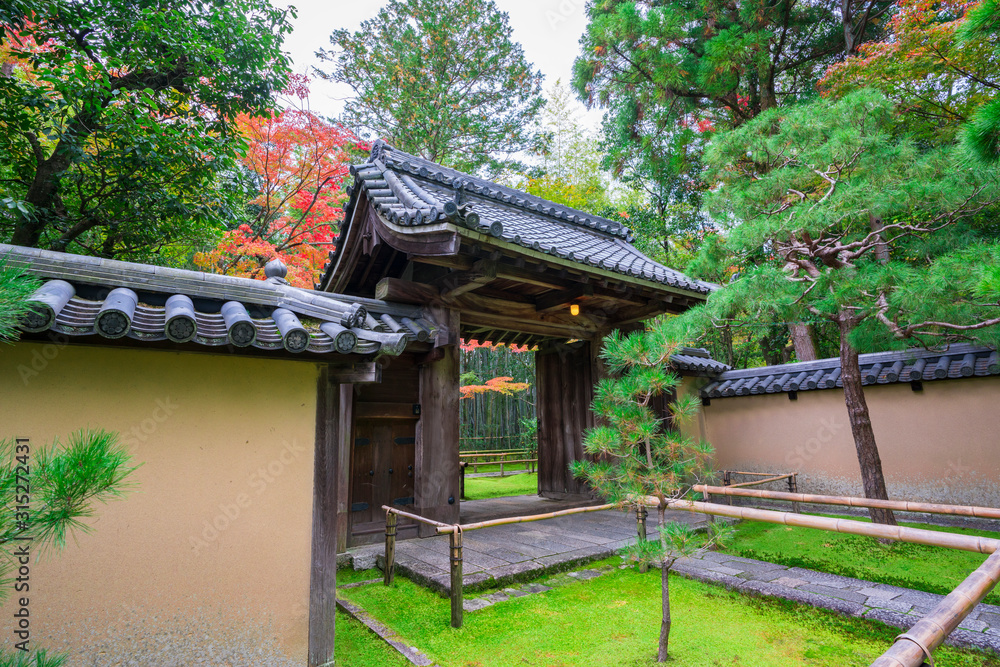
[696,89,1000,525]
[571,325,730,662]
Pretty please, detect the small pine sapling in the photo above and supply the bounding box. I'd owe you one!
[571,325,732,662]
[0,430,137,666]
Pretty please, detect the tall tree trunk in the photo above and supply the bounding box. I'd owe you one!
[657,504,671,662]
[838,311,897,526]
[870,214,890,264]
[659,562,671,662]
[789,323,819,361]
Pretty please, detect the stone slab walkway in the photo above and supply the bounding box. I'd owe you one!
[350,506,710,593]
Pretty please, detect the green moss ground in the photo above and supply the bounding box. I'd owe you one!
[338,559,1000,666]
[725,513,1000,605]
[463,472,538,500]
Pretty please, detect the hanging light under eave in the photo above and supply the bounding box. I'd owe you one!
[570,303,580,316]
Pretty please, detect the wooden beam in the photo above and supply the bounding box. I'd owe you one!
[354,402,420,420]
[375,277,439,305]
[329,362,382,384]
[534,285,594,313]
[309,367,337,666]
[461,310,595,340]
[434,259,498,299]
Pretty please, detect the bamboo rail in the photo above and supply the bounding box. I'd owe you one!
[434,503,615,534]
[872,550,1000,666]
[717,470,800,513]
[657,499,1000,554]
[725,473,795,489]
[694,485,1000,520]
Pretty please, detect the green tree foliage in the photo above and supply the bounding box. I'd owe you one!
[317,0,544,175]
[960,0,1000,162]
[571,326,730,661]
[0,262,37,342]
[571,0,889,208]
[517,81,614,213]
[0,430,136,665]
[0,0,294,262]
[822,0,998,145]
[693,89,1000,523]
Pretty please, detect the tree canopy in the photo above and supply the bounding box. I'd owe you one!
[316,0,544,175]
[194,76,366,288]
[0,0,294,262]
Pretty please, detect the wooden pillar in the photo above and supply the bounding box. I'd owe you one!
[335,383,354,554]
[536,340,595,499]
[415,306,460,535]
[309,366,338,667]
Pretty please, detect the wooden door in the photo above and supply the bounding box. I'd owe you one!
[349,415,417,538]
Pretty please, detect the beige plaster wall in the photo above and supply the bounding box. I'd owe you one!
[0,341,319,665]
[695,377,1000,508]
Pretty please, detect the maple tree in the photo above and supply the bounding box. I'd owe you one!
[459,376,531,400]
[194,76,367,288]
[821,0,996,144]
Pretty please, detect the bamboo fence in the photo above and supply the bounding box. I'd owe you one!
[380,495,1000,664]
[694,484,1000,520]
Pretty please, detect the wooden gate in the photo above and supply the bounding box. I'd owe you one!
[348,360,420,545]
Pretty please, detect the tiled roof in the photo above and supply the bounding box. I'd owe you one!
[3,244,439,357]
[670,347,731,376]
[319,141,715,295]
[701,343,1000,399]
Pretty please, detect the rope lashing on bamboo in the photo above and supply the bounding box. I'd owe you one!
[894,634,934,666]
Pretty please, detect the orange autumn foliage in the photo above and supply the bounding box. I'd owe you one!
[459,376,531,400]
[195,75,368,287]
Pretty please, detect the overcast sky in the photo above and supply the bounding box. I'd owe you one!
[283,0,602,129]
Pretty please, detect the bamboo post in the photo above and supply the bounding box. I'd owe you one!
[787,473,800,514]
[460,461,467,500]
[384,511,397,586]
[450,529,464,629]
[723,471,733,506]
[872,550,1000,667]
[636,505,649,573]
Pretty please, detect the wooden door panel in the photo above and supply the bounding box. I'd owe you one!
[350,422,375,527]
[390,424,416,507]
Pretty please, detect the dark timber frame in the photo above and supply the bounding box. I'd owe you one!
[320,142,713,546]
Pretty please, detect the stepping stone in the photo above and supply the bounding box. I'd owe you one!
[503,587,529,598]
[464,598,495,612]
[567,569,603,580]
[520,583,552,594]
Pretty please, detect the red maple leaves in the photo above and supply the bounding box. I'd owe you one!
[195,75,368,287]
